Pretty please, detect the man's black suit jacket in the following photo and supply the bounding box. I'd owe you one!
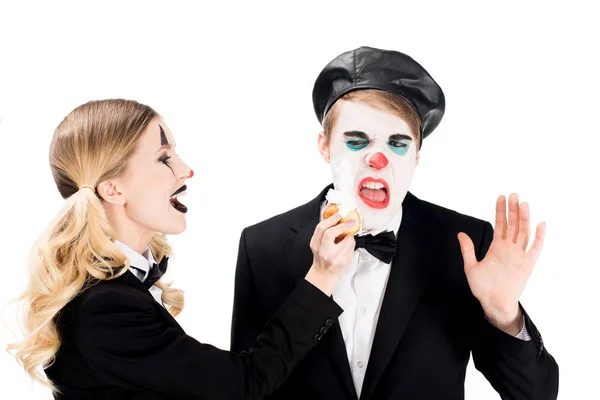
[44,268,342,399]
[230,185,559,400]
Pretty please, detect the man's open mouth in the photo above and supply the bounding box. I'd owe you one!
[169,185,188,213]
[358,178,390,209]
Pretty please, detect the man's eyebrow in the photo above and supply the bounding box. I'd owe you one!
[343,130,370,140]
[389,134,413,141]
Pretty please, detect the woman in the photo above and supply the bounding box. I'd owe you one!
[8,99,357,399]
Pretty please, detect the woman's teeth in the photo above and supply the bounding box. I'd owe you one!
[169,190,188,213]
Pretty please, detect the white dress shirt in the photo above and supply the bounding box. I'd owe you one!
[113,240,164,305]
[320,201,529,397]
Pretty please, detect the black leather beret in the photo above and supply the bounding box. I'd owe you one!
[312,46,445,145]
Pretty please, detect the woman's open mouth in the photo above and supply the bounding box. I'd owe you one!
[358,178,390,209]
[169,185,188,213]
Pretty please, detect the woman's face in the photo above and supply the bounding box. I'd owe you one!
[101,117,193,243]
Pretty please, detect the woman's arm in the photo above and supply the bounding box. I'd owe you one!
[75,279,341,400]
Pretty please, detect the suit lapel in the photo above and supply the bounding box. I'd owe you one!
[284,187,439,400]
[359,192,440,400]
[285,184,358,399]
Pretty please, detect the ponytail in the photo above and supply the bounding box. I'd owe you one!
[8,187,123,391]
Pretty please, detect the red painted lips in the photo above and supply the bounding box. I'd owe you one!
[358,177,390,209]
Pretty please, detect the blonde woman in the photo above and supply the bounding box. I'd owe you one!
[8,99,356,399]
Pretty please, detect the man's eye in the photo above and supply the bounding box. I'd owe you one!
[388,140,408,148]
[346,140,369,150]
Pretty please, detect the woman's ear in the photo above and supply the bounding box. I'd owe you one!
[96,179,126,205]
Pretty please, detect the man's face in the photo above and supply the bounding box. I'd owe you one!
[319,100,419,231]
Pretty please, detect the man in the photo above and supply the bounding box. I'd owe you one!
[230,46,558,400]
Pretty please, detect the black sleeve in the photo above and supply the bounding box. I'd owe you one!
[75,278,342,400]
[231,228,268,354]
[470,221,559,400]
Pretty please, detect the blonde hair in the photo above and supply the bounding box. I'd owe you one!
[7,99,184,391]
[323,89,422,148]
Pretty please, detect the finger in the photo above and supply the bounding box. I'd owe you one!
[527,222,546,264]
[335,234,357,264]
[494,195,507,240]
[457,232,478,271]
[322,219,356,246]
[338,233,357,256]
[516,202,530,251]
[312,212,342,247]
[506,193,520,243]
[339,230,356,245]
[323,228,356,267]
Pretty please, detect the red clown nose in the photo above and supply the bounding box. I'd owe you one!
[368,152,389,170]
[188,169,194,178]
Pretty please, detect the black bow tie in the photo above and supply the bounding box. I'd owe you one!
[354,231,397,264]
[132,256,169,289]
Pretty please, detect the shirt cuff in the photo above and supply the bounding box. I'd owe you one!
[484,313,531,341]
[515,315,531,341]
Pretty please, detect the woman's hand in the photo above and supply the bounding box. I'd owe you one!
[305,213,356,295]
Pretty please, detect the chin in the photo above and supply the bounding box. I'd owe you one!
[359,207,399,231]
[161,220,187,235]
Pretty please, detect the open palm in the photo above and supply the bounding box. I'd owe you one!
[457,194,545,324]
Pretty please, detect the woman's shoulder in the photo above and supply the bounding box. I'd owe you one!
[70,271,155,316]
[53,271,155,341]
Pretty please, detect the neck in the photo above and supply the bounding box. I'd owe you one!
[114,234,152,255]
[107,210,153,254]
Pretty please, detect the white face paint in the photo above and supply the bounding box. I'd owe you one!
[327,100,418,232]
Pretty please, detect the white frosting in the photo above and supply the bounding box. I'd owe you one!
[325,188,358,218]
[326,157,363,231]
[330,157,354,193]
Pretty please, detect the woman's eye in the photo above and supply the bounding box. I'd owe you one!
[160,155,172,165]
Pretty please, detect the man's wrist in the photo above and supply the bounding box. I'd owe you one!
[484,305,523,336]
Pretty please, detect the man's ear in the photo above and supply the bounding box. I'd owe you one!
[317,130,331,163]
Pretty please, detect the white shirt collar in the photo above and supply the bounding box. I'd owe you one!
[113,239,157,281]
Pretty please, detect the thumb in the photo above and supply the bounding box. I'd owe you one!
[457,232,478,271]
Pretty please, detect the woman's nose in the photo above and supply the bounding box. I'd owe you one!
[367,152,389,170]
[176,158,194,180]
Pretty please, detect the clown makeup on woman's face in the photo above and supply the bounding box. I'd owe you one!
[99,118,194,251]
[318,100,420,232]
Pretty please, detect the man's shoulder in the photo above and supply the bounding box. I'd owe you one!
[245,204,305,232]
[243,190,321,239]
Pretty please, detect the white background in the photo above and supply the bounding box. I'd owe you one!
[0,1,598,398]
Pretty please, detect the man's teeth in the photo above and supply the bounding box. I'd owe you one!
[362,182,385,190]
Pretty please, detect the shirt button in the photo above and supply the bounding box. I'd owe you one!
[357,361,364,368]
[361,252,369,261]
[360,306,367,314]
